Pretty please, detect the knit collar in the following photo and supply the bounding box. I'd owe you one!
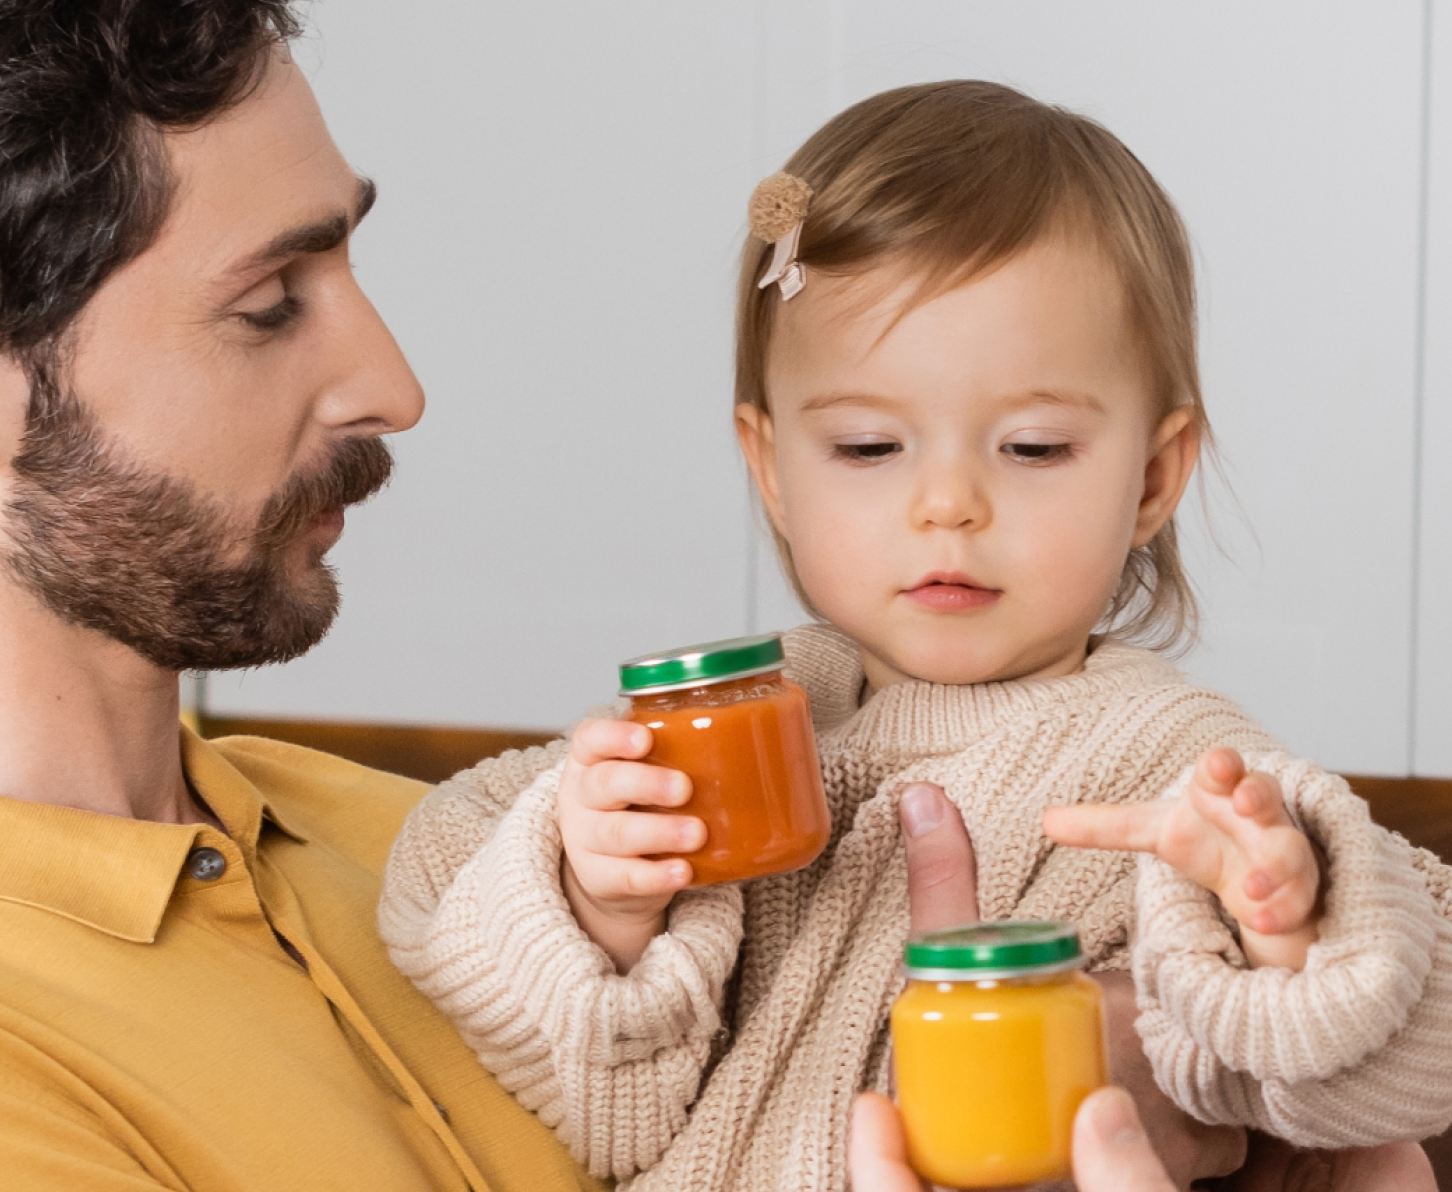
[781,622,1181,758]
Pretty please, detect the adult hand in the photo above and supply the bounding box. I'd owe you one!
[1070,1086,1180,1190]
[1094,970,1245,1188]
[900,783,979,933]
[849,1092,928,1192]
[1223,1134,1435,1192]
[849,1085,1176,1191]
[897,784,1245,1188]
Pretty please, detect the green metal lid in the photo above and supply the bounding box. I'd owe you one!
[620,634,786,695]
[903,921,1083,980]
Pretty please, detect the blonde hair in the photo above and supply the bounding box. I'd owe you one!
[736,80,1207,652]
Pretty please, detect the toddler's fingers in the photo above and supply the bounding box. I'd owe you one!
[579,759,691,811]
[570,717,654,767]
[1192,781,1315,914]
[571,852,693,902]
[1245,892,1319,937]
[1185,772,1291,855]
[1242,844,1321,934]
[1043,802,1168,855]
[1239,825,1317,895]
[1190,748,1246,800]
[576,807,706,859]
[1229,771,1295,829]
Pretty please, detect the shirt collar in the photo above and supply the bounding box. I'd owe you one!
[181,726,309,851]
[0,728,305,943]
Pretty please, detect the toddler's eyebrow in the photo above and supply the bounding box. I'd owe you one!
[797,389,1108,415]
[798,392,902,414]
[1008,389,1107,415]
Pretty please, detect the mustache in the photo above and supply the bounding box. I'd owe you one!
[253,436,394,552]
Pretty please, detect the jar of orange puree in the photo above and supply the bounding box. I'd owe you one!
[891,921,1107,1188]
[620,634,830,886]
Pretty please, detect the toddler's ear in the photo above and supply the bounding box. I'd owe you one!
[734,403,787,531]
[1132,407,1199,548]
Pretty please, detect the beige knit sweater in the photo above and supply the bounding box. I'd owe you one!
[380,625,1452,1190]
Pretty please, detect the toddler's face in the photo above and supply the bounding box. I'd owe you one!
[738,236,1197,692]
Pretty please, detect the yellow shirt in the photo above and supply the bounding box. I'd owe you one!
[0,729,603,1192]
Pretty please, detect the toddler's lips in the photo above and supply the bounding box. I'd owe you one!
[904,579,1001,612]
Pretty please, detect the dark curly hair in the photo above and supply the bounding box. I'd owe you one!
[0,0,302,359]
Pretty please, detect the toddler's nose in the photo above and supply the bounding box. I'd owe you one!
[911,465,989,531]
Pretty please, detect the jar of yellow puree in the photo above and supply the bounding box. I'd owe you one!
[890,921,1107,1188]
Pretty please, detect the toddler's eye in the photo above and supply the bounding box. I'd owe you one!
[832,439,902,464]
[1001,441,1072,465]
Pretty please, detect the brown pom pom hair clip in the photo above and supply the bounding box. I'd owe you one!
[749,172,813,300]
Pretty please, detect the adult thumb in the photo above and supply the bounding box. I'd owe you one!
[900,783,979,935]
[1072,1087,1175,1191]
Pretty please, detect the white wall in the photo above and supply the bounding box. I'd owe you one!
[210,2,1451,777]
[209,2,760,729]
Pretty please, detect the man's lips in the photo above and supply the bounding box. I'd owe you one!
[305,508,346,548]
[903,571,1002,611]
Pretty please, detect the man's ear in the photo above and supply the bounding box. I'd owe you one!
[734,403,787,533]
[0,355,28,470]
[1132,406,1200,548]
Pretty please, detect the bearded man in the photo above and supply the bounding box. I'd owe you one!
[0,3,602,1189]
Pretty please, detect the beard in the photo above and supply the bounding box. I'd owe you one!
[1,361,393,671]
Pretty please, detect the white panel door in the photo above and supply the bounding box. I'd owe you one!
[748,1,1427,774]
[1417,0,1452,775]
[207,3,761,728]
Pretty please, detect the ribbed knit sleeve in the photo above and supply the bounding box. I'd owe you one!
[381,762,745,1181]
[1133,752,1452,1146]
[383,738,570,910]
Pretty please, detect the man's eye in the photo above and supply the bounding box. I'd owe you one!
[832,440,902,463]
[237,294,303,333]
[1001,441,1072,464]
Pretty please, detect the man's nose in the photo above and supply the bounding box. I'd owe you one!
[313,279,426,436]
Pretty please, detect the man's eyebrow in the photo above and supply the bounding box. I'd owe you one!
[221,175,377,281]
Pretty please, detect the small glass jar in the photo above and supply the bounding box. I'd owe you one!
[620,634,830,886]
[890,921,1107,1188]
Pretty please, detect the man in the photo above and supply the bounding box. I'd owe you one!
[0,3,1376,1189]
[0,3,598,1189]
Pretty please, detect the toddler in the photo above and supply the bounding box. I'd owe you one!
[380,82,1452,1190]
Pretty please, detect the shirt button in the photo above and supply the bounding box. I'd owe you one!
[187,847,227,882]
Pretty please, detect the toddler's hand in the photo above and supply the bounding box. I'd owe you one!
[557,717,705,972]
[1042,748,1322,970]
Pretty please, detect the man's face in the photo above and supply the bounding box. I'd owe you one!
[0,54,424,670]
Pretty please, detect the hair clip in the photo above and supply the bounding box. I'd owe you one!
[749,173,813,301]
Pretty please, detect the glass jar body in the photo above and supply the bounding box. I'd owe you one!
[626,671,830,885]
[891,969,1107,1187]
